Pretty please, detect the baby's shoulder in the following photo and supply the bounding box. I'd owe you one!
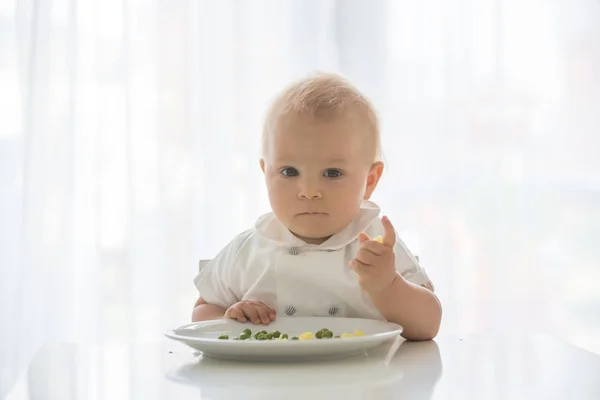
[230,228,256,245]
[222,227,280,258]
[223,228,262,254]
[202,228,266,272]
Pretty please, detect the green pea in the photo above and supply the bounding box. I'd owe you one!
[317,328,333,338]
[316,328,332,339]
[218,335,229,340]
[281,333,289,339]
[271,331,281,338]
[242,328,252,336]
[291,336,299,340]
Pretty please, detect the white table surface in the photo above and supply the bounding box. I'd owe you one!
[5,334,600,400]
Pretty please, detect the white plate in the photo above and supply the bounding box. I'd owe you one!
[164,317,402,361]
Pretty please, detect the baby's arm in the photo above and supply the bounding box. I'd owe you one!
[369,277,441,341]
[192,296,276,325]
[191,230,278,324]
[388,239,441,340]
[191,296,227,322]
[191,230,250,322]
[358,219,441,341]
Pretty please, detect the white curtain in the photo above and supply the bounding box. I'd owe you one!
[1,0,600,395]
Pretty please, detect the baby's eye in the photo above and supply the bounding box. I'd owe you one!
[280,167,299,177]
[323,169,343,178]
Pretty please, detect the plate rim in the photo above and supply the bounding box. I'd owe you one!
[164,316,403,344]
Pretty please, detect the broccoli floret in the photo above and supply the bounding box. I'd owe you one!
[218,335,229,340]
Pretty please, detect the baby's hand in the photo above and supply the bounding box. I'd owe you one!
[350,216,398,294]
[224,300,276,325]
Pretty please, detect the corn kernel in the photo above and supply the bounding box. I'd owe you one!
[299,332,314,340]
[353,329,365,337]
[373,235,384,243]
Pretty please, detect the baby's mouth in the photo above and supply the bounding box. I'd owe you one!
[297,212,328,216]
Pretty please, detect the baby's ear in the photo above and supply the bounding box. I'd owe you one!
[364,161,384,199]
[259,159,266,173]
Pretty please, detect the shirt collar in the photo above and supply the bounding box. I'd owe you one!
[254,200,381,250]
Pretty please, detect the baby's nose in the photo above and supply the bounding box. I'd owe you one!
[298,180,322,199]
[299,191,322,200]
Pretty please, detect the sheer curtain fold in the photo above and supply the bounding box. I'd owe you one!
[1,1,599,395]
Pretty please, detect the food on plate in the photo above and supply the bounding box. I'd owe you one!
[216,327,366,341]
[315,328,333,338]
[299,332,314,340]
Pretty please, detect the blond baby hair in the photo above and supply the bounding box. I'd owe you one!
[262,72,381,161]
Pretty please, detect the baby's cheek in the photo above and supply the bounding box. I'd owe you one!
[271,179,297,198]
[268,182,295,209]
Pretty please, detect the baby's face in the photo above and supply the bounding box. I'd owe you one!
[261,113,382,244]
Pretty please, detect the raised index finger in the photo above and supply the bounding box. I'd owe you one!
[381,216,397,248]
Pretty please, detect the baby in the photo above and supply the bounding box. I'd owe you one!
[192,73,442,340]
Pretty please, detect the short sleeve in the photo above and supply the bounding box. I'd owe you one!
[394,237,432,287]
[193,230,252,309]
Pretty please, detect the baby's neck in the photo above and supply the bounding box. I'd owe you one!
[290,231,331,245]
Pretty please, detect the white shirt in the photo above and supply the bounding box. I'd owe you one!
[194,200,431,320]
